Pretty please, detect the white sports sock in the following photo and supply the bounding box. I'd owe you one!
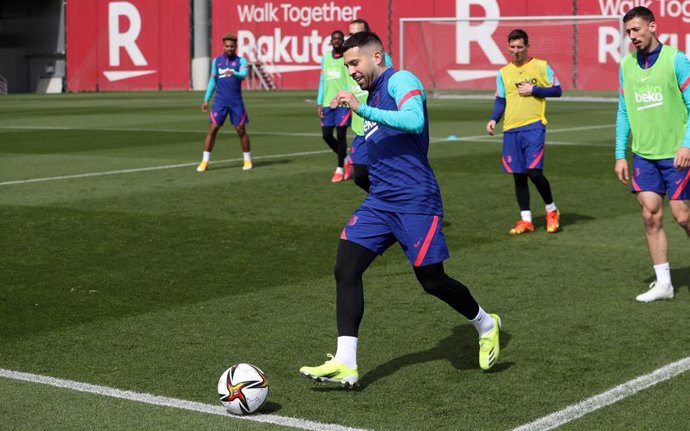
[334,336,358,369]
[545,202,557,213]
[202,151,211,162]
[470,307,495,337]
[243,152,251,161]
[654,263,672,287]
[520,210,532,223]
[335,167,344,174]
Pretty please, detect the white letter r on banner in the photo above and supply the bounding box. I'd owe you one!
[109,1,148,66]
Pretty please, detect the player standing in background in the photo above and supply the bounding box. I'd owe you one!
[197,33,252,172]
[343,18,393,192]
[300,32,501,388]
[317,30,351,183]
[614,6,690,303]
[486,29,561,235]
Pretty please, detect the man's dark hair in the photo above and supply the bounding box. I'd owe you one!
[331,30,344,39]
[222,33,237,43]
[349,18,371,33]
[342,31,383,53]
[623,6,655,23]
[507,29,528,45]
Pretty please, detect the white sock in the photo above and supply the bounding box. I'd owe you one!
[335,167,344,174]
[243,152,251,161]
[202,151,211,162]
[334,336,358,369]
[520,210,532,223]
[470,307,495,337]
[654,263,671,287]
[545,202,557,213]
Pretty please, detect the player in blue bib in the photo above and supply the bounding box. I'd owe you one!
[196,33,253,173]
[299,32,502,388]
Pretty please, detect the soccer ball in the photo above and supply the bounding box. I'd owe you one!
[217,363,269,415]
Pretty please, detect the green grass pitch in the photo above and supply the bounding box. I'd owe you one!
[1,90,689,430]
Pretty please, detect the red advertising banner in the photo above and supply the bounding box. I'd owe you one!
[211,0,389,90]
[66,0,189,92]
[394,0,690,91]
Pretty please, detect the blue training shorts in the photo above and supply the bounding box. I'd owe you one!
[339,206,450,267]
[502,123,545,174]
[350,135,367,165]
[321,107,352,128]
[631,154,690,200]
[210,104,249,127]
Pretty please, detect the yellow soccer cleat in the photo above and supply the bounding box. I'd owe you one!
[299,354,359,388]
[196,160,209,172]
[479,314,501,371]
[509,220,535,235]
[546,210,560,233]
[243,160,253,171]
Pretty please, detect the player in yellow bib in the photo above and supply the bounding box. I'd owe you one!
[486,29,562,235]
[614,7,690,302]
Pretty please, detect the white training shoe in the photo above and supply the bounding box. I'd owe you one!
[635,281,674,303]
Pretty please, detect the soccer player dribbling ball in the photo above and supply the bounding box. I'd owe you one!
[299,32,502,388]
[614,7,690,302]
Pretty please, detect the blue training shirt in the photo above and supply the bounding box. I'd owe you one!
[615,43,690,159]
[204,54,248,105]
[357,68,443,215]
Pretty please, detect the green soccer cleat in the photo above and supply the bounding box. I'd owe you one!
[479,314,502,371]
[299,354,359,388]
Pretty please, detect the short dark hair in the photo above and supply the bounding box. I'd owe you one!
[623,6,655,23]
[331,30,344,39]
[508,29,528,45]
[349,18,371,33]
[342,31,383,53]
[222,33,237,43]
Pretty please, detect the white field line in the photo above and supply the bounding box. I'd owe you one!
[0,125,322,137]
[513,356,690,431]
[0,124,613,187]
[0,368,367,431]
[0,149,331,187]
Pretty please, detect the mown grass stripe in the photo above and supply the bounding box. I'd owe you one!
[513,356,690,431]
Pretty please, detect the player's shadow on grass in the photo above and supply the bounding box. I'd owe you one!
[356,324,513,390]
[645,266,690,292]
[554,212,595,232]
[209,159,291,171]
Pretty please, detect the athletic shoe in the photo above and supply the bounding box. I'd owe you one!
[299,354,359,388]
[546,210,560,233]
[509,220,535,235]
[344,160,353,180]
[636,281,674,303]
[196,161,209,172]
[331,171,344,183]
[479,314,501,371]
[243,160,253,171]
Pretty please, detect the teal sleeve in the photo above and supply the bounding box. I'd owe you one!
[615,66,630,160]
[496,72,506,98]
[316,56,325,106]
[674,52,690,149]
[546,64,561,87]
[204,58,217,103]
[384,52,393,68]
[234,57,249,80]
[357,70,426,134]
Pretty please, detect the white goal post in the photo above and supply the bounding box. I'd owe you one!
[399,15,626,92]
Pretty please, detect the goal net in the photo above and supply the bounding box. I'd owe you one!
[399,15,626,93]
